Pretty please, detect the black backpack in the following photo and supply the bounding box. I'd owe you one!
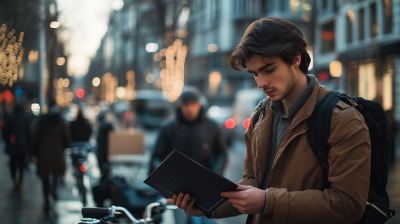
[249,91,395,224]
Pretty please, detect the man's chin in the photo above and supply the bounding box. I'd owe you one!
[267,94,283,102]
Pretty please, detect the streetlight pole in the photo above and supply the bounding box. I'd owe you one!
[38,0,46,113]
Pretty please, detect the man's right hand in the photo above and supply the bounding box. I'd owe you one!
[166,193,205,217]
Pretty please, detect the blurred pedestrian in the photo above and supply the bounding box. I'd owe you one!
[30,100,70,214]
[96,112,114,172]
[2,101,31,190]
[150,87,227,224]
[386,110,397,166]
[69,107,92,142]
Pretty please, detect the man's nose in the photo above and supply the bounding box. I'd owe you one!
[258,75,269,89]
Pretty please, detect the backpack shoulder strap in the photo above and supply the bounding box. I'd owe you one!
[252,98,267,129]
[307,91,342,189]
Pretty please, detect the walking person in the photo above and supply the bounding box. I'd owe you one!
[30,100,70,214]
[2,102,31,190]
[386,109,397,166]
[171,17,373,224]
[150,87,227,224]
[69,107,92,142]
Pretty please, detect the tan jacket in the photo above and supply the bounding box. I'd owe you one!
[214,80,371,224]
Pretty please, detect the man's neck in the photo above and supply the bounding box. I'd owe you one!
[281,73,309,115]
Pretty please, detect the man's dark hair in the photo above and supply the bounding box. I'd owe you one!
[231,17,311,74]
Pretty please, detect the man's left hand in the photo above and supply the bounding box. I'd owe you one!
[221,185,266,214]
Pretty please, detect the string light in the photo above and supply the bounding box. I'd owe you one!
[101,72,118,104]
[54,78,73,107]
[160,39,188,102]
[125,70,136,100]
[0,24,24,87]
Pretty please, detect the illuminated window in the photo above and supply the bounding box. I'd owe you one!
[321,21,335,53]
[383,0,393,34]
[370,3,378,37]
[346,11,355,43]
[358,62,376,100]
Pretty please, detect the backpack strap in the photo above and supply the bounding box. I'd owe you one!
[252,98,267,129]
[307,91,342,189]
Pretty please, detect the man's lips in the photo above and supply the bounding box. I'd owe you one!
[264,90,276,96]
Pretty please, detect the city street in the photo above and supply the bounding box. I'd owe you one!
[1,132,400,224]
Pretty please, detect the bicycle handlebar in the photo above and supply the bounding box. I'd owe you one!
[82,207,110,219]
[79,200,178,224]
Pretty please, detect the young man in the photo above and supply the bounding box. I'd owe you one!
[170,17,371,224]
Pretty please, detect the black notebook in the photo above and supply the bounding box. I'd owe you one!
[144,150,238,214]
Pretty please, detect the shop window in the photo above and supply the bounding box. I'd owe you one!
[321,21,335,53]
[370,3,378,37]
[358,9,365,40]
[358,62,376,100]
[383,0,393,34]
[346,11,354,43]
[383,56,393,110]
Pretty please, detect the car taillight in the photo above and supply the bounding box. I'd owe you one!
[243,118,250,129]
[79,164,87,173]
[225,118,236,129]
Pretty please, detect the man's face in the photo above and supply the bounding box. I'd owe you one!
[247,55,297,102]
[180,101,201,122]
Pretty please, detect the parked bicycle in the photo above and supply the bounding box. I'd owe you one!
[75,199,177,224]
[67,141,93,206]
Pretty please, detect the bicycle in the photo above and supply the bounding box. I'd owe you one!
[67,141,93,206]
[75,199,178,224]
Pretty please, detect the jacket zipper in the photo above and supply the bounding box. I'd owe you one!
[367,202,388,218]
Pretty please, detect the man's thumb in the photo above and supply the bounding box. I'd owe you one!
[236,184,252,191]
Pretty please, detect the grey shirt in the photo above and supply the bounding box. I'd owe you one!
[262,74,315,213]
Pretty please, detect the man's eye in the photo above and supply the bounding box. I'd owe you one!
[253,73,258,77]
[265,69,275,73]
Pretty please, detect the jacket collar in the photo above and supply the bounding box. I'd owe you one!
[253,78,330,188]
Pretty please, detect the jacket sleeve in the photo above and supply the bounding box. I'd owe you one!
[150,124,172,173]
[266,106,371,224]
[213,111,257,219]
[212,126,228,174]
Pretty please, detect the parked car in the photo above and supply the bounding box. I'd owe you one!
[131,90,172,128]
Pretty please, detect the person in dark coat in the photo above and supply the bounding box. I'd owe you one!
[30,100,70,214]
[70,107,92,142]
[150,87,228,224]
[96,112,114,172]
[2,102,31,190]
[386,110,397,166]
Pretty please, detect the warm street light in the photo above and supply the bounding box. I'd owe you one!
[50,21,60,28]
[63,78,69,87]
[146,43,158,52]
[207,44,218,53]
[56,57,65,66]
[146,73,155,83]
[92,77,100,87]
[329,61,342,77]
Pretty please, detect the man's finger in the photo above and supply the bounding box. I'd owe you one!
[187,196,196,211]
[176,193,185,208]
[221,191,243,199]
[172,194,177,205]
[228,198,246,207]
[165,198,173,205]
[236,184,253,191]
[181,193,191,211]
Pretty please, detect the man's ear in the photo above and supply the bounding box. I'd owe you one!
[292,52,301,68]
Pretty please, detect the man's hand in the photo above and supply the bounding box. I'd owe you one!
[166,193,205,217]
[221,185,266,214]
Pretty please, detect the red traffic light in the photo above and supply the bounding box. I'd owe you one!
[77,89,85,98]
